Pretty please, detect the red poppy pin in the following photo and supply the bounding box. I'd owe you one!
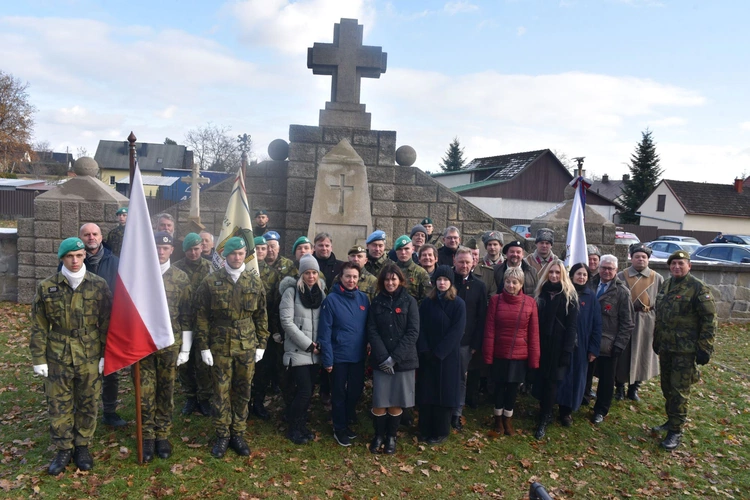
[604,304,612,311]
[395,307,402,314]
[359,305,366,311]
[580,301,586,307]
[676,295,682,299]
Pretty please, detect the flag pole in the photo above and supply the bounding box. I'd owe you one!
[128,132,144,465]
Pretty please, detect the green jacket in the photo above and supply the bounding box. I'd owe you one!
[174,257,212,292]
[259,260,282,335]
[162,266,193,346]
[365,253,389,278]
[396,258,431,303]
[654,273,716,355]
[269,255,298,280]
[30,272,112,366]
[106,224,125,257]
[195,268,269,356]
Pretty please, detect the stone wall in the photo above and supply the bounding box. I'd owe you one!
[0,230,18,302]
[651,261,750,322]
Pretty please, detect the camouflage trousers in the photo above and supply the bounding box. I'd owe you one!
[137,345,179,440]
[46,359,101,450]
[251,339,283,403]
[178,340,213,402]
[659,353,700,432]
[211,350,256,438]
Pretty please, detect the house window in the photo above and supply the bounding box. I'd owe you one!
[110,176,116,185]
[656,194,666,212]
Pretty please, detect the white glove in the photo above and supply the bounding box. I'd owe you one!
[201,349,214,367]
[98,358,105,374]
[177,331,193,367]
[254,348,265,363]
[33,364,48,377]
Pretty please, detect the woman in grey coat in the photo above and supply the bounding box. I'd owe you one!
[279,254,326,444]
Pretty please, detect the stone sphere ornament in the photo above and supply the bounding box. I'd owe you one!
[73,157,99,177]
[395,145,417,167]
[268,139,290,161]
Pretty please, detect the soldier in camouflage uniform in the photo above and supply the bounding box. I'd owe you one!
[196,237,269,458]
[365,230,389,277]
[393,235,431,303]
[137,232,193,462]
[174,232,214,417]
[263,231,298,280]
[251,236,283,420]
[332,245,378,302]
[105,207,127,257]
[652,250,716,450]
[31,237,112,475]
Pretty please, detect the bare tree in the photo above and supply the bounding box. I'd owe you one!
[75,146,89,159]
[0,71,36,173]
[184,123,248,172]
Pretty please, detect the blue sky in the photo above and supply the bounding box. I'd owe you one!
[2,0,749,183]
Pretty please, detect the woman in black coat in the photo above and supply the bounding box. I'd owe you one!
[416,265,467,444]
[366,263,420,454]
[532,258,578,439]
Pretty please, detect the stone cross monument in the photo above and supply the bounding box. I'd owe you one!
[307,18,387,129]
[180,162,210,232]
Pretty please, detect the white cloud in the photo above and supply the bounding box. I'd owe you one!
[444,2,479,15]
[517,26,527,36]
[648,117,686,128]
[227,0,376,54]
[159,106,178,120]
[741,121,750,131]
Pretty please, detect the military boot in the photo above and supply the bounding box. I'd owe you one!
[48,449,72,475]
[156,439,172,459]
[73,446,93,471]
[287,420,309,445]
[142,439,155,463]
[627,382,641,402]
[651,421,670,433]
[181,397,198,416]
[102,412,127,427]
[614,384,626,401]
[229,435,250,456]
[211,437,230,458]
[198,399,212,417]
[661,431,682,450]
[535,413,552,440]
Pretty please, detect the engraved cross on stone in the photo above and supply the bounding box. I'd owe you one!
[330,173,354,214]
[307,18,387,105]
[181,162,210,220]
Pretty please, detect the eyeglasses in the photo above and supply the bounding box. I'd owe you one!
[599,266,617,271]
[444,236,460,240]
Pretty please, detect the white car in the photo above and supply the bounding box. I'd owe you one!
[646,241,701,260]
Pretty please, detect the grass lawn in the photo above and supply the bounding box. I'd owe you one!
[1,301,748,499]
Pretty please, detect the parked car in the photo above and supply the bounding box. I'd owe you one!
[722,235,750,245]
[690,244,750,264]
[511,224,532,239]
[615,230,640,247]
[655,235,702,245]
[646,240,701,260]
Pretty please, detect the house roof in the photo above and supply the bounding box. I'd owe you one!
[662,179,750,217]
[432,149,547,178]
[94,140,188,172]
[33,151,74,165]
[116,175,179,187]
[590,178,626,203]
[452,178,504,193]
[0,179,47,190]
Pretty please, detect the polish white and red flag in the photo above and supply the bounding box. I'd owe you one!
[104,163,174,375]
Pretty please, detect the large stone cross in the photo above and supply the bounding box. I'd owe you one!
[181,162,210,221]
[330,173,354,214]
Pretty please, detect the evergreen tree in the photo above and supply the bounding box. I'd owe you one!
[439,137,466,172]
[620,129,663,224]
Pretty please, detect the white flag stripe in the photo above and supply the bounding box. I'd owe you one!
[565,177,588,269]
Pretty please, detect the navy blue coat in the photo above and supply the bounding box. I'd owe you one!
[318,283,370,367]
[416,294,466,407]
[556,285,602,411]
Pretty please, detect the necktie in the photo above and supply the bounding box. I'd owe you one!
[597,282,606,298]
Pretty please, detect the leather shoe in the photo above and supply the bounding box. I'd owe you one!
[426,435,448,445]
[451,415,463,431]
[182,397,198,415]
[102,412,127,427]
[211,437,230,458]
[591,413,604,425]
[142,439,155,463]
[252,402,270,420]
[652,421,670,433]
[627,386,640,402]
[48,449,72,475]
[229,435,250,456]
[560,414,573,427]
[156,439,172,459]
[198,399,212,417]
[660,430,682,450]
[614,385,625,401]
[73,446,93,471]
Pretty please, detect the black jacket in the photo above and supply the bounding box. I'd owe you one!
[534,288,578,384]
[437,245,457,267]
[453,271,487,350]
[367,287,420,371]
[313,252,343,292]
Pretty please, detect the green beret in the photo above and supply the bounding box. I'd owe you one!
[667,250,690,265]
[465,238,478,250]
[254,236,267,246]
[116,207,128,215]
[292,236,311,254]
[420,217,433,225]
[393,235,412,251]
[254,209,268,217]
[182,232,202,251]
[222,236,246,257]
[58,237,85,259]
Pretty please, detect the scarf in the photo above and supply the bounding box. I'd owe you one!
[224,261,245,283]
[300,283,323,309]
[573,282,587,294]
[86,245,104,271]
[160,261,171,275]
[61,264,87,290]
[542,280,563,295]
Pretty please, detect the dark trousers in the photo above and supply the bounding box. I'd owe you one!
[537,376,558,416]
[418,404,452,439]
[584,359,596,402]
[494,382,519,412]
[287,364,318,423]
[594,355,617,416]
[330,362,365,431]
[319,367,331,396]
[102,371,120,414]
[253,340,282,404]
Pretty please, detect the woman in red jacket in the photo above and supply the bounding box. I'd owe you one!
[483,266,540,435]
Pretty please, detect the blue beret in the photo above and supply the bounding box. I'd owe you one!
[366,230,386,244]
[263,231,280,242]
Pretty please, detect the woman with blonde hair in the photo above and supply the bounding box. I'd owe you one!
[532,258,578,439]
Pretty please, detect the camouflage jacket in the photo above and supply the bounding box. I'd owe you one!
[106,224,125,257]
[30,271,112,366]
[654,273,716,356]
[365,253,389,278]
[332,268,378,303]
[195,267,269,356]
[396,258,431,303]
[269,255,298,280]
[259,260,282,335]
[162,265,193,345]
[174,257,212,292]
